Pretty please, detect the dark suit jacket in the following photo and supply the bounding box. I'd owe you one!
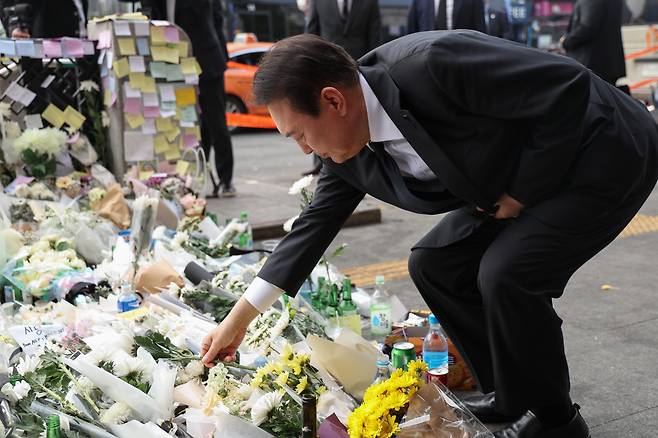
[485,6,510,39]
[141,0,228,79]
[258,30,656,296]
[3,0,88,38]
[563,0,626,84]
[407,0,486,34]
[307,0,381,60]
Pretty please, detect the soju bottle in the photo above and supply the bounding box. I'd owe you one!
[312,276,326,311]
[46,414,61,438]
[301,393,317,437]
[323,284,339,318]
[338,279,357,316]
[237,212,253,249]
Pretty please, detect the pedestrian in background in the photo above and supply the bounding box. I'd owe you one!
[407,0,486,34]
[142,0,236,197]
[304,0,381,175]
[561,0,626,86]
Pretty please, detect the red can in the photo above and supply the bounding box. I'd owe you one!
[426,367,448,386]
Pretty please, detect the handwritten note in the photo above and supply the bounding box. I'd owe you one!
[42,104,65,128]
[128,55,146,73]
[9,324,66,356]
[63,106,86,131]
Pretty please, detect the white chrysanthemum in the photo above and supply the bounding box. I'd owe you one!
[283,215,299,233]
[288,175,314,195]
[100,402,133,425]
[112,356,150,378]
[13,128,67,158]
[171,231,188,249]
[79,80,100,93]
[1,380,31,404]
[250,391,283,426]
[17,354,41,375]
[185,360,204,379]
[101,110,110,128]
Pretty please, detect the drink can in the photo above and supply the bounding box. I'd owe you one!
[391,342,417,370]
[427,367,449,386]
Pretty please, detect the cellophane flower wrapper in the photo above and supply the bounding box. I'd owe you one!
[4,261,77,299]
[110,420,172,438]
[396,382,493,438]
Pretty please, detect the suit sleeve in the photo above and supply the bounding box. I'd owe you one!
[368,0,382,50]
[407,0,419,34]
[212,0,229,63]
[472,0,486,33]
[307,0,320,34]
[562,0,604,50]
[256,165,365,295]
[426,32,590,206]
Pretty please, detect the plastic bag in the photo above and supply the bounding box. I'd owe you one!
[396,382,493,438]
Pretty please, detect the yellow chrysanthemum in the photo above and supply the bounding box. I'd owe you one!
[317,385,327,394]
[407,359,428,376]
[295,375,308,394]
[275,371,289,387]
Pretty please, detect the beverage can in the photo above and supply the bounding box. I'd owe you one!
[391,342,417,370]
[427,367,449,386]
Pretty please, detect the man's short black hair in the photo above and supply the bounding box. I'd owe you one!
[253,34,359,116]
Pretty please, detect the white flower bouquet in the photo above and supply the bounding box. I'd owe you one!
[12,128,67,179]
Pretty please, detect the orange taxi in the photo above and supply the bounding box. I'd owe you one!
[224,34,275,132]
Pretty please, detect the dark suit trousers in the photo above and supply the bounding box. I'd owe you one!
[199,75,233,187]
[408,173,657,415]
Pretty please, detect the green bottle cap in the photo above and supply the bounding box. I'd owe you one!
[240,212,248,220]
[375,275,385,285]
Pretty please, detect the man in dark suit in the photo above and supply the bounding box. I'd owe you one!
[561,0,626,85]
[484,0,511,38]
[408,0,486,33]
[200,32,658,437]
[141,0,236,197]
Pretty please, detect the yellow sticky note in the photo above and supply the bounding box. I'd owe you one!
[165,126,180,142]
[175,160,189,175]
[117,37,136,55]
[63,106,86,131]
[142,76,156,93]
[156,117,173,132]
[154,134,169,153]
[139,170,154,180]
[113,57,130,78]
[129,72,146,90]
[165,145,181,160]
[151,26,166,44]
[181,57,198,75]
[42,104,65,128]
[151,45,179,64]
[177,41,189,57]
[175,87,196,106]
[125,113,145,129]
[185,126,201,140]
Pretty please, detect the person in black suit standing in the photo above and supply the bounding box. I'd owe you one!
[304,0,381,175]
[407,0,486,33]
[142,0,236,197]
[484,0,511,38]
[200,32,658,438]
[561,0,626,85]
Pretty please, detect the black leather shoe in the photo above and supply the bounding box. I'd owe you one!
[461,392,522,423]
[493,405,590,438]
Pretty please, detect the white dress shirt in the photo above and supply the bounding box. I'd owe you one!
[336,0,352,17]
[243,73,437,312]
[434,0,454,30]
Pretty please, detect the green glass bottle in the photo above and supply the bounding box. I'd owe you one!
[46,414,61,438]
[323,284,339,318]
[314,277,327,312]
[338,279,358,316]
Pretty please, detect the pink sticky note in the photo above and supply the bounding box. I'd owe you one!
[62,38,84,57]
[183,134,199,149]
[158,161,175,174]
[144,106,160,118]
[43,40,62,58]
[123,97,142,114]
[97,30,112,49]
[164,27,179,43]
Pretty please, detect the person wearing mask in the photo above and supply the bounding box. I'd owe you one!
[200,31,658,438]
[561,0,626,85]
[142,0,236,197]
[304,0,381,176]
[407,0,486,34]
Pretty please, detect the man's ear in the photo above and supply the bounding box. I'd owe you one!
[320,87,347,115]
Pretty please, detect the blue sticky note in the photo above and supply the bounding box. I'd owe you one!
[149,61,167,79]
[136,37,150,56]
[180,106,198,123]
[15,40,36,57]
[0,39,16,56]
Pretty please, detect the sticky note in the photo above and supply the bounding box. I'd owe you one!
[185,126,201,140]
[154,134,168,153]
[144,106,160,118]
[128,55,146,73]
[136,38,150,56]
[165,145,181,160]
[129,72,146,90]
[156,117,173,132]
[42,104,65,128]
[139,170,154,180]
[0,40,16,56]
[180,106,198,123]
[125,113,145,129]
[33,42,44,58]
[97,30,112,49]
[15,40,36,57]
[151,27,166,45]
[183,133,199,148]
[149,61,167,78]
[175,87,196,106]
[181,57,200,75]
[24,114,43,130]
[143,92,159,107]
[152,45,179,64]
[177,41,189,57]
[159,84,176,102]
[123,97,142,114]
[43,40,62,58]
[165,126,180,142]
[176,160,189,175]
[164,27,179,43]
[62,38,84,57]
[63,106,86,130]
[117,38,136,56]
[142,118,156,134]
[134,21,150,36]
[123,82,141,98]
[83,41,95,55]
[184,74,199,85]
[113,57,130,78]
[142,76,156,93]
[114,21,131,36]
[165,64,184,82]
[124,131,154,162]
[151,20,170,27]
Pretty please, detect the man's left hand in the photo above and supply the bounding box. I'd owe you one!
[493,193,524,219]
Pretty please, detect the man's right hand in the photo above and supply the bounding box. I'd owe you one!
[11,28,30,39]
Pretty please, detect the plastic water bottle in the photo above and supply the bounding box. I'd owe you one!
[422,314,449,370]
[370,275,392,338]
[117,283,140,313]
[237,212,253,250]
[372,357,392,385]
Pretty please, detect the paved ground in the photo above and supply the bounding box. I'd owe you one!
[209,129,658,437]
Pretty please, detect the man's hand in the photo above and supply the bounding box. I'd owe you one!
[11,28,30,39]
[493,193,524,219]
[200,297,260,367]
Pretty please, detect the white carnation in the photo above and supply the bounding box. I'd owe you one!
[100,402,133,425]
[1,380,31,404]
[250,391,283,426]
[171,231,188,249]
[17,354,41,375]
[288,175,314,195]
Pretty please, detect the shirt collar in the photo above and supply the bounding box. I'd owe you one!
[359,73,404,143]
